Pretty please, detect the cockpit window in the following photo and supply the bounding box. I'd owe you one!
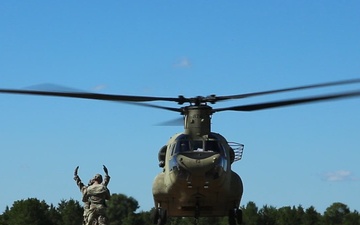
[173,137,225,155]
[178,140,190,153]
[191,141,203,151]
[204,140,221,152]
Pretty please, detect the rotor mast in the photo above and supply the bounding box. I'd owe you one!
[183,105,213,136]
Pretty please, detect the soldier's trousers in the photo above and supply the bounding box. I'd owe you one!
[86,205,107,225]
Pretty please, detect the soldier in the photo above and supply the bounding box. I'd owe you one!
[74,165,111,225]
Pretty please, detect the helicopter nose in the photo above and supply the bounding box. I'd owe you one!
[177,153,221,175]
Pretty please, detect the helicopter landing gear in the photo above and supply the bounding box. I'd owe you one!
[192,199,201,225]
[228,208,242,225]
[152,207,167,225]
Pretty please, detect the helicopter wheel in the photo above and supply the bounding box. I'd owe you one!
[236,208,243,224]
[156,208,167,225]
[228,209,236,225]
[152,208,159,224]
[228,208,242,225]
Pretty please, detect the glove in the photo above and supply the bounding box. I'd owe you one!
[103,165,108,175]
[74,166,79,176]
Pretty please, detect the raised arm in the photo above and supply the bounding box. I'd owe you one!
[74,166,85,190]
[103,165,111,186]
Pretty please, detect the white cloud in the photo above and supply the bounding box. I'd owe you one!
[92,84,107,91]
[323,170,358,182]
[173,57,192,68]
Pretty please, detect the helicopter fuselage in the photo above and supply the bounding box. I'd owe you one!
[152,132,243,217]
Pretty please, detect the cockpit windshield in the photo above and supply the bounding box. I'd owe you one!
[173,135,225,156]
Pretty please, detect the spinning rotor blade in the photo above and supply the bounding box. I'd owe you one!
[155,117,184,126]
[2,78,359,106]
[126,102,182,113]
[214,78,360,102]
[0,88,181,103]
[1,78,360,112]
[214,90,360,112]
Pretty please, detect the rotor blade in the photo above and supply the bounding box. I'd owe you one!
[24,83,84,92]
[0,88,181,103]
[155,117,184,126]
[214,78,360,102]
[213,90,360,112]
[124,102,183,113]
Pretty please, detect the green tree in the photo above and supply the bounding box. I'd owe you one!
[196,217,222,225]
[295,205,305,224]
[0,207,9,225]
[106,193,140,225]
[165,217,182,225]
[343,210,360,225]
[47,204,61,225]
[302,206,321,225]
[5,198,54,225]
[57,199,83,225]
[242,201,259,225]
[258,205,277,225]
[277,206,302,225]
[136,210,154,225]
[323,202,350,225]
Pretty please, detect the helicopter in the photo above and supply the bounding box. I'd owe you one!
[1,78,360,225]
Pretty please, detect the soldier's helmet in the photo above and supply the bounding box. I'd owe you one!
[93,174,103,183]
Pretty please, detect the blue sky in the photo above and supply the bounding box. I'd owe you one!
[1,1,359,214]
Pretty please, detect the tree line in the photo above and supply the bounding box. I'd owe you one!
[0,193,359,225]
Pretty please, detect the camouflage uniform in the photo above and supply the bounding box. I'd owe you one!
[73,176,91,225]
[85,181,111,225]
[74,171,110,225]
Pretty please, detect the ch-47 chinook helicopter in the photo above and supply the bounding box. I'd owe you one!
[1,78,360,225]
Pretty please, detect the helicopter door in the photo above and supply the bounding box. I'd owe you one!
[158,145,167,168]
